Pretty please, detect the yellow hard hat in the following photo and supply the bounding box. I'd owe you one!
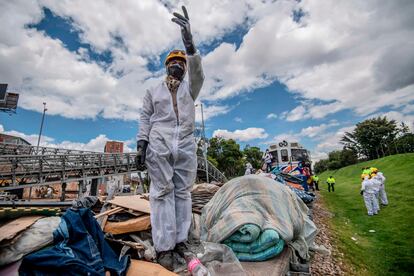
[165,49,187,65]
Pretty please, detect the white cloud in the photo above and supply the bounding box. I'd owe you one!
[267,120,339,146]
[402,104,414,115]
[201,0,414,118]
[194,104,231,123]
[299,120,339,138]
[213,127,268,142]
[315,126,354,153]
[266,113,278,119]
[1,0,413,123]
[0,124,134,152]
[234,117,243,123]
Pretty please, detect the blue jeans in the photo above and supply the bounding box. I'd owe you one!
[20,208,130,276]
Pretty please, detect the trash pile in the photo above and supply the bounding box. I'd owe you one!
[0,176,319,275]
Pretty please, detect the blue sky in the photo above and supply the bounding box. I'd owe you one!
[1,1,413,160]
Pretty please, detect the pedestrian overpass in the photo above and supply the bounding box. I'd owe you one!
[0,143,227,195]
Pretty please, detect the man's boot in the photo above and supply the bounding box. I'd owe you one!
[157,250,174,271]
[174,242,189,258]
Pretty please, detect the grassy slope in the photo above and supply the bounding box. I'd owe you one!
[318,153,414,275]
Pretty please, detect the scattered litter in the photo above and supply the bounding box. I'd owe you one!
[369,230,376,233]
[351,237,357,241]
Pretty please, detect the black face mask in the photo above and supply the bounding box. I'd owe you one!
[167,63,185,80]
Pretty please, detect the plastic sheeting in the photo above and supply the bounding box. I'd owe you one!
[200,175,317,261]
[174,241,246,276]
[0,217,61,266]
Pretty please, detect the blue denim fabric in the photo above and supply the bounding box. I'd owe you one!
[19,208,130,276]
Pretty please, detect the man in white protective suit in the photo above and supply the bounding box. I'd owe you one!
[375,171,389,206]
[360,176,378,216]
[135,6,204,270]
[370,172,381,213]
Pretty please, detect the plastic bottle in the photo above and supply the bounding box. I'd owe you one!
[185,254,210,276]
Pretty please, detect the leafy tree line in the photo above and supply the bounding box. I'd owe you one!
[314,116,413,174]
[206,137,263,178]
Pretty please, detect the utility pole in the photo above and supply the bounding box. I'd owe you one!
[36,102,47,153]
[196,103,209,183]
[30,102,47,201]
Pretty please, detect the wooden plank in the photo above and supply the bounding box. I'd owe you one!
[241,247,291,276]
[104,215,151,235]
[0,216,44,242]
[101,215,109,230]
[94,206,123,219]
[127,260,177,276]
[108,195,151,214]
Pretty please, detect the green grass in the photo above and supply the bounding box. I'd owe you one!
[318,153,414,275]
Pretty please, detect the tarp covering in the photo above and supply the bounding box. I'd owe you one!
[223,224,285,261]
[200,175,317,260]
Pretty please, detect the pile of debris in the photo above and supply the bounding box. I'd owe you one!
[0,177,321,275]
[0,182,224,275]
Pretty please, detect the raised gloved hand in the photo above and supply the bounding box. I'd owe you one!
[136,140,148,168]
[172,6,196,55]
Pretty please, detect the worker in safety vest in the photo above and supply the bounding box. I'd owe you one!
[326,176,335,192]
[312,175,320,191]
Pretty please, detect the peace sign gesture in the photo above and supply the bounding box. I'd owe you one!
[172,6,196,55]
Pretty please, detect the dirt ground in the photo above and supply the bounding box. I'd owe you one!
[310,195,350,275]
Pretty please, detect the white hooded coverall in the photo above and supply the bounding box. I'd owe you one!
[361,177,378,215]
[137,53,204,252]
[376,172,388,205]
[371,176,381,211]
[245,162,253,175]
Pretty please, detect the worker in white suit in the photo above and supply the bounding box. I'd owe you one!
[136,6,204,270]
[370,173,381,213]
[361,176,378,216]
[376,171,389,205]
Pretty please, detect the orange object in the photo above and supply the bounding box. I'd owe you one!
[127,260,177,276]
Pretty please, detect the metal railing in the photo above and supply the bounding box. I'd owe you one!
[0,143,228,190]
[197,156,227,183]
[0,152,138,190]
[0,143,97,156]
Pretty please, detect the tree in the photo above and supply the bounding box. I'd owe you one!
[314,148,358,173]
[314,159,329,174]
[207,137,244,178]
[341,116,398,160]
[339,148,358,167]
[243,145,263,170]
[395,133,414,153]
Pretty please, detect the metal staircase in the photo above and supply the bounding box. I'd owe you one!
[196,156,228,183]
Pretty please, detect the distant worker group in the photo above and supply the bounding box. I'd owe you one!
[360,167,388,216]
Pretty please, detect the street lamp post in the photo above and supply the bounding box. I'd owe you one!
[196,103,209,183]
[36,102,47,154]
[30,102,47,201]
